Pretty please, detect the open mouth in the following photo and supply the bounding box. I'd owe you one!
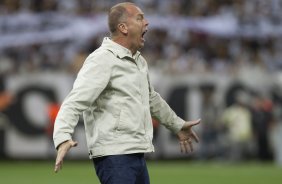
[141,30,147,40]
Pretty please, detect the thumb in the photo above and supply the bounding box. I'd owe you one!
[186,119,201,127]
[70,140,78,147]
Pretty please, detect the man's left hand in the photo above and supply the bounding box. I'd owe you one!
[177,119,200,153]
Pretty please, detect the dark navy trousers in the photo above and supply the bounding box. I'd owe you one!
[93,153,150,184]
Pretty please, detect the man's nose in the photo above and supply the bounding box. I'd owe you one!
[144,19,149,26]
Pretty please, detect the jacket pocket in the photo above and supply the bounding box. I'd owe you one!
[114,107,143,134]
[115,108,127,132]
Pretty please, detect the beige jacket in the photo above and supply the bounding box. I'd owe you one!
[53,37,185,158]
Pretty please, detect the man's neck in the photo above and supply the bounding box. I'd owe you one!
[111,37,137,56]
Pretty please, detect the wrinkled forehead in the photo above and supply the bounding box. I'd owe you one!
[125,4,144,16]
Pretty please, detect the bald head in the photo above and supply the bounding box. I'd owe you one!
[108,2,135,36]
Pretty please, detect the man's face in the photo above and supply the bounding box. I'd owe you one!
[125,5,149,52]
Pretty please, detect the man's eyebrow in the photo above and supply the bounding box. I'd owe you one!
[137,13,144,18]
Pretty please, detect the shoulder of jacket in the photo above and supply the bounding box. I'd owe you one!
[85,48,115,64]
[90,47,113,58]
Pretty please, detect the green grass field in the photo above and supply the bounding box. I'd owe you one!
[0,160,281,184]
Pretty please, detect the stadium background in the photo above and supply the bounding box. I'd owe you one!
[0,0,282,183]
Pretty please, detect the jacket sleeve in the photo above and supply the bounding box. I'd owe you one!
[148,73,185,134]
[53,51,112,149]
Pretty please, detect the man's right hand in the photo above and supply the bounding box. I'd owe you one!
[54,140,78,173]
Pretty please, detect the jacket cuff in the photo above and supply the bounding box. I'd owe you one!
[53,134,72,150]
[171,117,186,134]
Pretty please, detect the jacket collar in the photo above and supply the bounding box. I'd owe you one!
[101,37,140,60]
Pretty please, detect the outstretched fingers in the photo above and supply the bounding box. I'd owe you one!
[54,148,66,173]
[55,159,63,173]
[179,138,193,153]
[187,139,193,152]
[178,119,201,154]
[191,130,200,143]
[179,141,185,153]
[54,140,78,173]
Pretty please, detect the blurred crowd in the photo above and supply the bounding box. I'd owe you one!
[1,0,282,19]
[1,0,282,164]
[0,0,282,75]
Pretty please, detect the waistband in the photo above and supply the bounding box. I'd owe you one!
[92,153,145,163]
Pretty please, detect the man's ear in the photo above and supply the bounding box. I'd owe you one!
[117,23,128,35]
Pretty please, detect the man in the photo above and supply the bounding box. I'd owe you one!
[53,2,200,184]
